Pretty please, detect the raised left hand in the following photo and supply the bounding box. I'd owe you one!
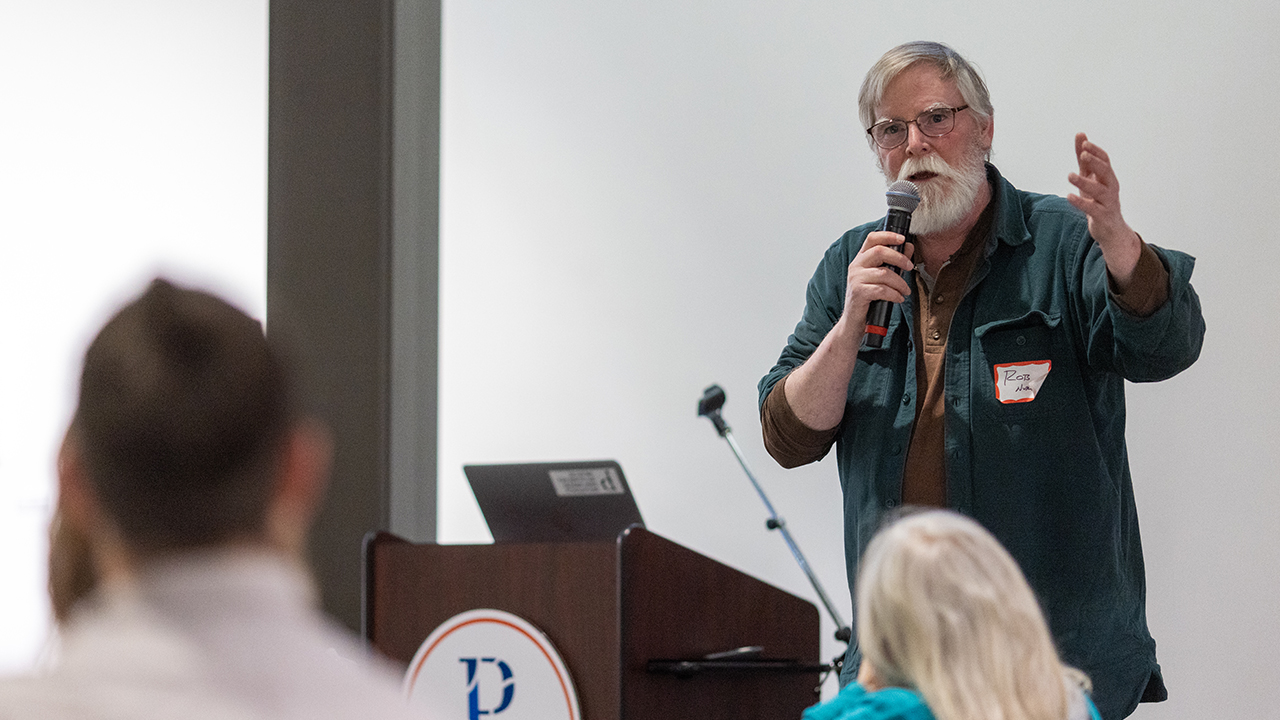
[1067,132,1142,287]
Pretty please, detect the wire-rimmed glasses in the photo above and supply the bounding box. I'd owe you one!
[867,105,970,149]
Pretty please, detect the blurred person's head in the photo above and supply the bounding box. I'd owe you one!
[56,278,330,585]
[856,509,1089,720]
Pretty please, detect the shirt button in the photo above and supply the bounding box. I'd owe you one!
[934,294,944,304]
[1016,335,1027,346]
[931,330,941,341]
[902,394,911,406]
[885,499,898,509]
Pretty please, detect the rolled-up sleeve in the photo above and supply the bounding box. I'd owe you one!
[760,373,840,468]
[1107,239,1169,318]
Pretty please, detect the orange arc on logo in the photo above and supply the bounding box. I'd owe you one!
[406,616,578,720]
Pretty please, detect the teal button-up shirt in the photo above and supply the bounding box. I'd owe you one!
[760,166,1205,720]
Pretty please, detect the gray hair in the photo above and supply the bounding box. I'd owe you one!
[857,510,1088,720]
[858,41,993,145]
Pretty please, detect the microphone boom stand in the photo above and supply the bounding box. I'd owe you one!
[698,384,852,663]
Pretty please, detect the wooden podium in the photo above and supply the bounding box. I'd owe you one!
[364,526,821,720]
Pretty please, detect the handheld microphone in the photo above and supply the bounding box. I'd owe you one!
[863,180,920,348]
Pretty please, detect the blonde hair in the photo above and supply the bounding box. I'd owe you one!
[856,510,1089,720]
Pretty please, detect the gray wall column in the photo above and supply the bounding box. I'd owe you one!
[268,0,440,632]
[390,0,441,545]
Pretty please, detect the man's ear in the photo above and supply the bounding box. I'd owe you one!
[52,429,117,606]
[57,431,99,536]
[265,420,333,556]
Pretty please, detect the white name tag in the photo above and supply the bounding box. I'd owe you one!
[993,361,1052,404]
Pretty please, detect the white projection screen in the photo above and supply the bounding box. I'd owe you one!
[0,1,267,672]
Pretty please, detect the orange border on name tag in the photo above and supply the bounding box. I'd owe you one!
[993,360,1052,404]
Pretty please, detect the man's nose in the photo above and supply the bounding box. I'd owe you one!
[905,121,931,155]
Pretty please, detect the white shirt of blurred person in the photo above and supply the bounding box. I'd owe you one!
[803,509,1102,720]
[0,279,417,720]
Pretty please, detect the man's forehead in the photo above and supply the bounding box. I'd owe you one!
[874,64,962,119]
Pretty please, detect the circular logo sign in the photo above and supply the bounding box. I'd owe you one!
[403,609,581,720]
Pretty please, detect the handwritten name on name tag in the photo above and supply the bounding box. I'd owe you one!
[993,361,1052,404]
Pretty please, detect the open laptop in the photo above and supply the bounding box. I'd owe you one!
[463,460,644,542]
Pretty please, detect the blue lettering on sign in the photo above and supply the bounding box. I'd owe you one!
[460,657,515,720]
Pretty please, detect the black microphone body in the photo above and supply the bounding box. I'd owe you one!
[863,181,920,348]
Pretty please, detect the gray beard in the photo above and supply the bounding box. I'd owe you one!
[886,149,987,236]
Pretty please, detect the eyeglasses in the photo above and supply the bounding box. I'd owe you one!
[866,105,970,150]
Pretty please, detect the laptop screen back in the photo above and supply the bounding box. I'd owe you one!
[463,460,644,543]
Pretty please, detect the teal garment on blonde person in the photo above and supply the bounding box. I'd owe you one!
[802,681,1104,720]
[803,683,934,720]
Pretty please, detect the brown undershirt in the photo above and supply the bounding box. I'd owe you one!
[762,205,1170,506]
[899,202,993,506]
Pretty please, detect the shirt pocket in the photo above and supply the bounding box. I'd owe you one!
[849,349,895,410]
[974,310,1066,421]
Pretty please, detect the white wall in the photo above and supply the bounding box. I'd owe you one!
[438,1,1279,716]
[0,0,266,672]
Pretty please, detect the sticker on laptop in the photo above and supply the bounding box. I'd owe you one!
[993,361,1051,404]
[548,467,625,497]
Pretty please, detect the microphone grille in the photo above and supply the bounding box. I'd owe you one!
[886,180,921,213]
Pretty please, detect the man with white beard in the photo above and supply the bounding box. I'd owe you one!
[758,42,1204,720]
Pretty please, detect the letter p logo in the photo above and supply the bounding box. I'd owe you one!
[461,657,515,720]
